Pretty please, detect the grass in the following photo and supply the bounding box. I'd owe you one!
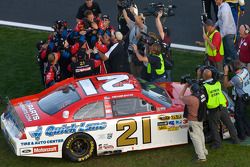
[0,26,250,167]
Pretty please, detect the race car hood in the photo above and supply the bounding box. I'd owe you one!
[10,97,55,127]
[156,82,191,105]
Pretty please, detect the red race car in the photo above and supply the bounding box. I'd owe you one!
[1,73,234,162]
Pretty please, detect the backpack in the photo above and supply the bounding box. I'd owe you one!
[194,91,207,122]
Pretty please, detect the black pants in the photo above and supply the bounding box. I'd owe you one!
[235,97,250,139]
[204,0,218,20]
[208,107,239,146]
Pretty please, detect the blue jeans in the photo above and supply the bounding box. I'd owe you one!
[223,34,237,63]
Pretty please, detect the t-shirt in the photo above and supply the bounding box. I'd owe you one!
[238,35,250,63]
[76,2,101,19]
[127,20,147,50]
[180,95,199,121]
[230,68,248,97]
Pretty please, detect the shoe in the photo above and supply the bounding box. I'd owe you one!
[210,144,221,149]
[232,139,240,144]
[196,159,207,163]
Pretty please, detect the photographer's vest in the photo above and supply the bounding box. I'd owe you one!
[205,30,224,57]
[204,81,227,109]
[236,68,250,94]
[147,54,165,76]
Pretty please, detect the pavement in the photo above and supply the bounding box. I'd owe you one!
[0,0,249,46]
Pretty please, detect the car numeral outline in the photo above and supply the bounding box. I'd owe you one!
[116,117,152,147]
[79,74,135,96]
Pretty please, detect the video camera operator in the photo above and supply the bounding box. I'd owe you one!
[201,68,239,148]
[122,8,147,77]
[155,10,173,81]
[223,60,250,141]
[132,42,166,82]
[179,82,208,162]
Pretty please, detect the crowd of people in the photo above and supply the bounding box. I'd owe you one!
[36,0,172,88]
[180,0,250,163]
[35,0,250,163]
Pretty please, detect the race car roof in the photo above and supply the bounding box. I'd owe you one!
[76,73,141,97]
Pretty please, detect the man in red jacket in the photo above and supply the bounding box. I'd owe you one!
[238,24,250,72]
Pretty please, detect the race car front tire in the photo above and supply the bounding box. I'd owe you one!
[62,133,95,162]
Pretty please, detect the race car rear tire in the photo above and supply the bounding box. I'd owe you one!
[62,133,95,162]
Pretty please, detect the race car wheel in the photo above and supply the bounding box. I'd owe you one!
[63,133,95,162]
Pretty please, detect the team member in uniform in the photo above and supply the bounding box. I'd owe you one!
[223,60,250,140]
[202,69,240,148]
[132,43,166,82]
[179,83,208,162]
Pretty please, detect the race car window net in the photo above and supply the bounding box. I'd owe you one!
[73,101,105,120]
[38,85,80,115]
[111,97,154,116]
[4,103,25,134]
[137,78,172,108]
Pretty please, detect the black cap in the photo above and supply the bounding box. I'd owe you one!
[102,14,110,20]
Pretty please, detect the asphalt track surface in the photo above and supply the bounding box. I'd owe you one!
[0,0,249,45]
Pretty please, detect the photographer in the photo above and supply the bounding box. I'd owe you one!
[179,83,208,162]
[155,10,172,81]
[202,68,239,148]
[76,0,102,22]
[132,43,166,82]
[223,60,250,140]
[122,8,147,77]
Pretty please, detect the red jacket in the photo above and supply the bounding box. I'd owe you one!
[239,35,250,63]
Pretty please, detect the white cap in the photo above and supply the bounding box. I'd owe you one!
[115,31,123,41]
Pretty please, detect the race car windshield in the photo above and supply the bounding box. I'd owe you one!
[38,85,80,115]
[138,78,172,108]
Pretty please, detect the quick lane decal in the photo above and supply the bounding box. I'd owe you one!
[29,122,107,140]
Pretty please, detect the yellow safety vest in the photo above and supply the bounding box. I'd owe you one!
[204,81,227,109]
[147,54,165,75]
[205,30,224,57]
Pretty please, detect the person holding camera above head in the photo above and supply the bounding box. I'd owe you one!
[122,8,147,77]
[202,19,224,73]
[155,10,173,81]
[76,0,102,22]
[238,24,250,72]
[215,0,237,63]
[132,43,166,82]
[202,68,240,148]
[223,60,250,140]
[179,83,208,163]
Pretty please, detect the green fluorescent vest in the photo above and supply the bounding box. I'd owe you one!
[205,30,224,57]
[147,54,165,75]
[204,81,227,109]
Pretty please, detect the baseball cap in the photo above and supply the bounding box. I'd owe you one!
[102,14,110,21]
[204,19,214,26]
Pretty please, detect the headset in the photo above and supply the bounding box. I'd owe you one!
[243,24,250,34]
